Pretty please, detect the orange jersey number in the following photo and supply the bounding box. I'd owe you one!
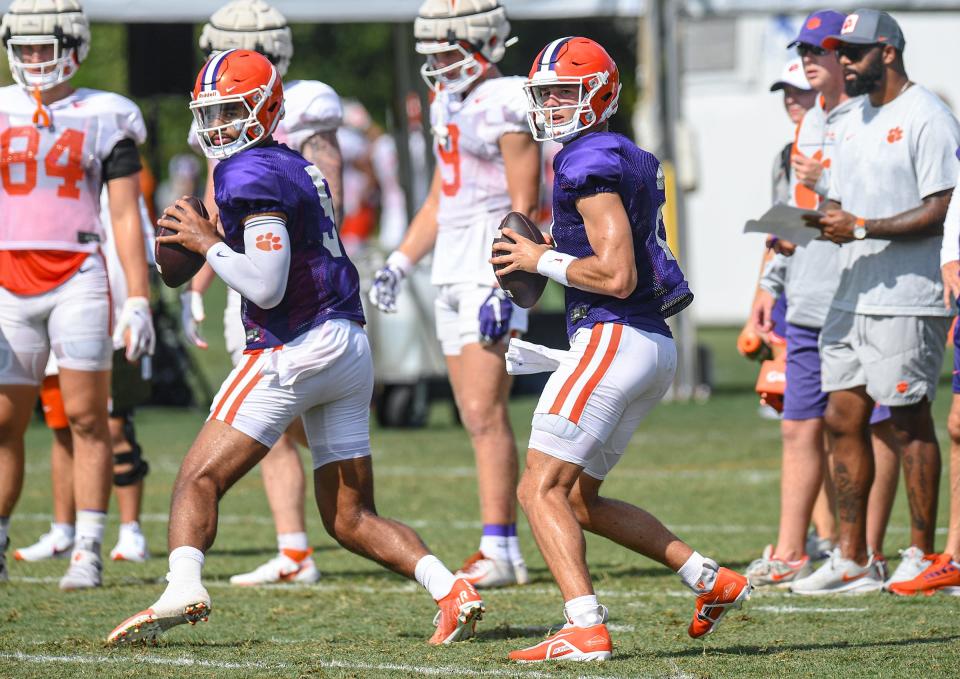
[1,125,86,198]
[436,123,461,197]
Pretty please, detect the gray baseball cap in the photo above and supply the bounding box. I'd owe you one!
[822,9,905,51]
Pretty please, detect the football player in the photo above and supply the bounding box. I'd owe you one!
[491,38,749,661]
[15,189,155,564]
[181,0,344,586]
[107,50,483,646]
[0,0,154,589]
[368,0,540,588]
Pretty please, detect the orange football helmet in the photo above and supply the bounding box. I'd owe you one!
[189,48,284,159]
[524,37,621,143]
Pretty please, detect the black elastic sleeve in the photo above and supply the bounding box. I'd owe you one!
[102,137,143,181]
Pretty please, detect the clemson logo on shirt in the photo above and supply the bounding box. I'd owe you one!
[256,233,283,251]
[887,127,904,143]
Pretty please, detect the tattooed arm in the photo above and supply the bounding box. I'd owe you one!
[301,130,344,226]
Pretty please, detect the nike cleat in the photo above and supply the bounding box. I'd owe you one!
[883,546,933,590]
[110,529,149,563]
[888,553,960,596]
[59,549,102,591]
[429,578,484,645]
[14,525,74,562]
[456,551,526,588]
[229,549,320,586]
[745,545,812,587]
[689,567,751,638]
[509,623,612,662]
[789,548,884,595]
[106,582,211,645]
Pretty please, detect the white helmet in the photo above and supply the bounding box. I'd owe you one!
[414,0,513,95]
[1,0,90,91]
[199,0,293,77]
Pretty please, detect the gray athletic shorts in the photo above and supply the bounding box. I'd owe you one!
[819,310,950,406]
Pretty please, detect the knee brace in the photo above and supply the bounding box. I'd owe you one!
[113,415,149,486]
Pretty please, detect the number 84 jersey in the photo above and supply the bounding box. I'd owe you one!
[0,85,146,252]
[431,76,529,286]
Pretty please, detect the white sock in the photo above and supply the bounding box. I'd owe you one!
[168,545,204,585]
[119,521,141,537]
[479,534,510,561]
[564,594,604,628]
[277,531,309,553]
[0,516,9,548]
[75,510,106,553]
[678,551,718,593]
[53,522,75,539]
[507,535,524,565]
[414,554,457,600]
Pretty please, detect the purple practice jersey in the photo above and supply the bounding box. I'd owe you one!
[551,131,693,338]
[214,141,364,350]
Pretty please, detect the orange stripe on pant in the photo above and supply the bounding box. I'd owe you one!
[224,369,263,426]
[550,324,604,416]
[211,354,258,421]
[568,323,622,424]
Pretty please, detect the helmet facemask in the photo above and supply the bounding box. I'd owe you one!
[6,33,80,91]
[416,39,487,95]
[190,85,280,160]
[524,73,613,143]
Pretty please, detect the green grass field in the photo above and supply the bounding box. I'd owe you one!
[1,312,959,678]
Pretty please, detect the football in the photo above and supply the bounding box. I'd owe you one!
[155,196,209,289]
[491,211,548,309]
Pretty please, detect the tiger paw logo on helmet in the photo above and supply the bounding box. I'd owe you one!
[190,49,285,160]
[413,0,515,95]
[0,0,90,91]
[524,37,622,143]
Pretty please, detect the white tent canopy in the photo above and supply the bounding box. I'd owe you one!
[78,0,646,22]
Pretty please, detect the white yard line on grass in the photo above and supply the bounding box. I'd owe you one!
[751,605,868,613]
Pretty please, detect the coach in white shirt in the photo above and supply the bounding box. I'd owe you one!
[793,9,960,595]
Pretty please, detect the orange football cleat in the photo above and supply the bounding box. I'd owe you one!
[888,553,960,596]
[688,567,751,639]
[509,623,612,662]
[429,578,485,645]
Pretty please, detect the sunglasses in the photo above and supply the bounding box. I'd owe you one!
[835,42,880,62]
[796,44,827,58]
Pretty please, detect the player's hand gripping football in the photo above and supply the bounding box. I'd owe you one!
[113,297,156,362]
[478,288,513,345]
[489,227,553,275]
[156,197,223,256]
[180,289,208,349]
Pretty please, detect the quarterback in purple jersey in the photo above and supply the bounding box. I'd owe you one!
[107,50,485,647]
[491,38,749,663]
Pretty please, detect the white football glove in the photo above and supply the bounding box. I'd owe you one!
[113,296,155,362]
[180,290,208,349]
[368,251,413,314]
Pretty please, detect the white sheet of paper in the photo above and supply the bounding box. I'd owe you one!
[743,204,824,246]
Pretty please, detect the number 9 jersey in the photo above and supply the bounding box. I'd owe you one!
[0,85,146,252]
[430,76,529,286]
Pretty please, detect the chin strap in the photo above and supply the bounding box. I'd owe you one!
[31,86,51,128]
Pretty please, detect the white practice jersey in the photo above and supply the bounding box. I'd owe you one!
[0,86,146,252]
[430,76,529,286]
[189,79,342,155]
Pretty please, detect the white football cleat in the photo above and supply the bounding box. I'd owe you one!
[229,550,320,586]
[789,548,884,595]
[107,580,211,645]
[59,549,102,591]
[456,551,526,588]
[110,529,149,562]
[745,545,813,587]
[884,546,933,590]
[14,524,74,562]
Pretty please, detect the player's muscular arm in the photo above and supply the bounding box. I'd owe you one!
[107,173,150,299]
[566,192,637,298]
[500,132,540,218]
[395,168,442,264]
[301,131,344,226]
[205,213,291,309]
[810,192,951,243]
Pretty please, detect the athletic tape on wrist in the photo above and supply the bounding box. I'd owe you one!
[536,250,577,286]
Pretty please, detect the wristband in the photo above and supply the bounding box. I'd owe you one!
[536,250,577,286]
[386,250,413,277]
